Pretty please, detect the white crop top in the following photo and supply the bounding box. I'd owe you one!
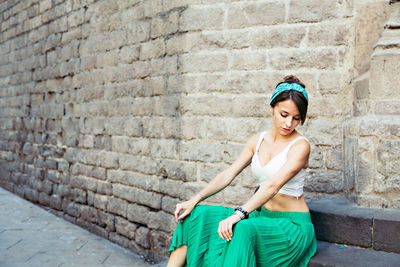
[251,132,309,198]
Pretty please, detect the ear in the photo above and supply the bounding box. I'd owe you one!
[269,106,274,115]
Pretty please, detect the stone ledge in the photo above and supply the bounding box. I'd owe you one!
[309,197,400,253]
[309,241,400,267]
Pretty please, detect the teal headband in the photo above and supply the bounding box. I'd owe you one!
[269,83,308,105]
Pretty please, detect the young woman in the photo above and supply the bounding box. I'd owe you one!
[167,76,317,267]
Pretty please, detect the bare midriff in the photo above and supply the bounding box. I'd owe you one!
[263,193,310,213]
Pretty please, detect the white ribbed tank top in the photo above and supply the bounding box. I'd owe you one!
[251,132,309,198]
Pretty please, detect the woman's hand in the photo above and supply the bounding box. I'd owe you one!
[218,214,241,241]
[174,199,197,223]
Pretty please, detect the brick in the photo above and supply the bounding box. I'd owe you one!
[113,183,162,209]
[227,1,285,29]
[98,210,115,232]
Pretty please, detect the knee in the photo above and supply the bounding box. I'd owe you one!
[233,220,256,238]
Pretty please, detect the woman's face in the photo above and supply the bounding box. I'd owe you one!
[269,99,301,136]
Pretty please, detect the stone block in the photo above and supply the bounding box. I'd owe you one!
[166,32,200,55]
[308,22,350,46]
[119,154,158,175]
[140,39,165,60]
[251,26,306,49]
[161,196,179,214]
[231,51,266,71]
[151,11,178,38]
[148,211,175,232]
[268,48,337,70]
[179,6,224,31]
[67,8,85,28]
[180,95,231,116]
[304,118,343,146]
[109,232,130,248]
[67,202,81,217]
[80,205,98,223]
[375,101,400,115]
[326,146,344,170]
[373,212,400,254]
[157,159,197,182]
[305,170,344,193]
[132,61,151,79]
[119,45,139,64]
[96,51,118,67]
[135,226,150,248]
[98,211,115,232]
[223,186,253,205]
[309,197,373,247]
[109,170,160,191]
[179,52,228,73]
[150,138,178,160]
[107,197,128,217]
[94,193,108,210]
[227,1,285,29]
[96,180,112,195]
[149,230,172,257]
[127,203,150,225]
[319,72,342,94]
[288,0,337,23]
[115,216,137,239]
[114,184,162,209]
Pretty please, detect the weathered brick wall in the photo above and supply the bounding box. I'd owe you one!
[0,0,391,261]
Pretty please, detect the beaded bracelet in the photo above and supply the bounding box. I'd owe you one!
[234,207,249,220]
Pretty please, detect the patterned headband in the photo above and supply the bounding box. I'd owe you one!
[269,82,308,105]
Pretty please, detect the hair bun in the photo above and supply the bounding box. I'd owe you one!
[283,75,305,89]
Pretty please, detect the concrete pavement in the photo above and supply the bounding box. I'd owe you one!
[0,186,152,267]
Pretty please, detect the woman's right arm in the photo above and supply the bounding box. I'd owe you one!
[174,134,259,222]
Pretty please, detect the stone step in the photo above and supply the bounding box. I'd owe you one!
[309,241,400,267]
[308,196,400,254]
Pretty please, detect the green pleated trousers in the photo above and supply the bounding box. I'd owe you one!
[169,205,317,267]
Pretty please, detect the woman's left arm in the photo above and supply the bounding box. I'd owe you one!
[217,140,310,241]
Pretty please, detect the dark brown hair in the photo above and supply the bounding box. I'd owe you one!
[270,75,308,124]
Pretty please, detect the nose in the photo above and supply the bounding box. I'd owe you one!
[285,118,292,128]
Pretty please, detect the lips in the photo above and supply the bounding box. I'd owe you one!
[282,127,290,132]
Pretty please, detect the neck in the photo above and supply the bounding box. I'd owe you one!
[270,126,297,143]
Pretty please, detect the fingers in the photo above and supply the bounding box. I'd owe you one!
[218,220,233,241]
[174,204,182,222]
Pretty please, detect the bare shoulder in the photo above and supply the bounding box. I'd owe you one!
[245,132,265,153]
[289,137,311,157]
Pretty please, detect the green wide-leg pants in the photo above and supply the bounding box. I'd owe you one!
[169,205,317,267]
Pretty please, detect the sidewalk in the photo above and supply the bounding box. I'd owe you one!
[0,186,152,267]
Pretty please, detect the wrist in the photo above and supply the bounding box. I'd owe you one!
[191,193,204,204]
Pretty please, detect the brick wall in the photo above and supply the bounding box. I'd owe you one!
[0,0,390,261]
